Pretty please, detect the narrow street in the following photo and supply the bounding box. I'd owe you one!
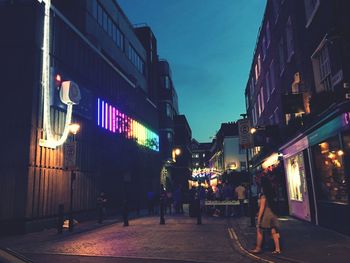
[0,214,255,263]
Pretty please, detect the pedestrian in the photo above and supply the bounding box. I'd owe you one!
[147,190,155,215]
[97,192,107,224]
[235,183,246,216]
[223,182,233,216]
[251,177,281,254]
[166,190,173,215]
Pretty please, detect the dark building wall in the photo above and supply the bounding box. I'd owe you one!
[0,0,161,234]
[0,1,41,233]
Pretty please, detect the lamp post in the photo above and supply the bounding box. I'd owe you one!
[68,123,80,232]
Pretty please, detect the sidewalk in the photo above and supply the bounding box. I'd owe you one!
[0,209,149,249]
[230,216,350,263]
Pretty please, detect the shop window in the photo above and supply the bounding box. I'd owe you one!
[312,136,348,204]
[285,152,307,201]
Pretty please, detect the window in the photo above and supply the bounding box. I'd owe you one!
[97,4,103,26]
[265,71,271,101]
[304,0,320,27]
[128,45,144,74]
[312,44,332,92]
[312,136,348,204]
[286,17,294,61]
[255,54,261,81]
[164,76,170,89]
[278,37,285,73]
[167,132,173,143]
[266,22,271,47]
[240,162,247,171]
[92,0,98,19]
[285,152,307,201]
[262,36,267,60]
[250,77,255,99]
[102,11,108,32]
[166,103,172,118]
[245,94,250,109]
[273,107,279,124]
[252,104,257,126]
[203,153,206,157]
[272,0,280,22]
[260,88,265,113]
[258,93,261,116]
[270,61,276,93]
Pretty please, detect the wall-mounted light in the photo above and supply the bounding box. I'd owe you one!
[69,123,80,135]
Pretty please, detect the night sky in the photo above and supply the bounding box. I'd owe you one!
[117,0,266,142]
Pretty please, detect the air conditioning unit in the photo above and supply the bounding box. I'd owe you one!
[60,81,81,105]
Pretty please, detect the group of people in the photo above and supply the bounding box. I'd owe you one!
[147,185,184,215]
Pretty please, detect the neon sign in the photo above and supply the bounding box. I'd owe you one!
[97,98,159,151]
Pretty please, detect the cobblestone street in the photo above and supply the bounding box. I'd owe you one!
[0,215,255,263]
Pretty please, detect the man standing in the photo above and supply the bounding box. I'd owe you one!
[97,192,107,224]
[235,184,246,216]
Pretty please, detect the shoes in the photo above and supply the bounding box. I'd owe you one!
[272,250,281,254]
[250,249,262,254]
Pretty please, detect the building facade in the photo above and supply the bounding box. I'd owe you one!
[244,0,350,234]
[0,0,161,234]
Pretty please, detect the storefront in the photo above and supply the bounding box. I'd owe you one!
[280,108,350,234]
[282,137,312,222]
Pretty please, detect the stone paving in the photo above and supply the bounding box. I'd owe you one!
[0,215,255,263]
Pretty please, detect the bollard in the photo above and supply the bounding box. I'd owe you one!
[57,204,64,234]
[197,197,202,225]
[123,200,129,227]
[160,198,165,225]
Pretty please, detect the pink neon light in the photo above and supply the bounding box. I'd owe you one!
[112,107,116,133]
[109,105,112,131]
[105,103,108,130]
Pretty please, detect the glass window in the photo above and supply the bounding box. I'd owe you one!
[266,21,271,46]
[312,136,348,204]
[262,36,267,60]
[304,0,320,26]
[270,61,276,93]
[286,17,294,60]
[97,4,103,26]
[164,76,170,89]
[278,37,285,73]
[92,0,98,19]
[166,103,172,118]
[265,71,271,101]
[285,152,307,201]
[112,24,116,42]
[240,162,247,171]
[103,11,108,32]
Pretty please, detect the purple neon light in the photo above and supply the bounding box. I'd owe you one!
[97,98,100,126]
[101,100,104,128]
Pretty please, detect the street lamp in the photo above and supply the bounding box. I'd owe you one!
[68,122,80,232]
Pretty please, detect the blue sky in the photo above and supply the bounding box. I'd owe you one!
[117,0,266,142]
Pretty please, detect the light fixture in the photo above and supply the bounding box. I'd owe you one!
[250,127,257,134]
[337,150,344,156]
[174,148,181,156]
[69,123,80,135]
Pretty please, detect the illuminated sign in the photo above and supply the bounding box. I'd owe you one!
[97,98,159,151]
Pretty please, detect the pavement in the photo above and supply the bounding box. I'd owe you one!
[230,215,350,263]
[0,208,254,263]
[1,208,350,263]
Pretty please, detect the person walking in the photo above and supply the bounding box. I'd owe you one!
[251,177,281,254]
[97,192,107,224]
[235,183,246,216]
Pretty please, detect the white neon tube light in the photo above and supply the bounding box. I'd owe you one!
[39,0,74,149]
